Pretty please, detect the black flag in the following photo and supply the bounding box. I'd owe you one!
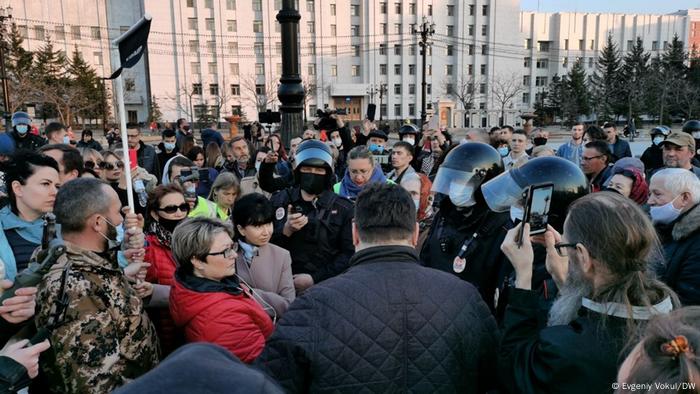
[106,15,152,80]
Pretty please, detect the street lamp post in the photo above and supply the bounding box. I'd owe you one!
[413,17,435,129]
[276,0,304,148]
[0,6,12,132]
[367,85,377,103]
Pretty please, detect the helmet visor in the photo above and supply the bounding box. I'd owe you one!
[481,171,526,212]
[432,167,479,195]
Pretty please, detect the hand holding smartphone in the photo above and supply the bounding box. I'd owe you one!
[516,183,554,247]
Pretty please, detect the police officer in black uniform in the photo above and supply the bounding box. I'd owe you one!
[420,142,510,312]
[269,140,355,293]
[481,156,588,321]
[10,111,46,151]
[682,120,700,165]
[640,125,671,178]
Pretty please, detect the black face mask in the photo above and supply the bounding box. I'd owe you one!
[158,217,183,233]
[299,172,327,195]
[183,125,191,132]
[533,137,548,146]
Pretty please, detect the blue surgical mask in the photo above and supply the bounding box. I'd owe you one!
[414,198,421,212]
[653,136,665,146]
[15,125,28,135]
[498,147,509,157]
[448,182,476,207]
[164,142,176,151]
[650,196,682,225]
[62,135,70,144]
[255,161,262,172]
[369,143,384,154]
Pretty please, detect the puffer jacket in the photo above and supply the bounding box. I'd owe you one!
[657,203,700,305]
[256,245,499,393]
[144,234,182,355]
[169,269,273,363]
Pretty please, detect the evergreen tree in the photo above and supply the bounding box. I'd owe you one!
[560,58,591,125]
[67,47,104,123]
[620,37,650,125]
[589,35,622,122]
[32,37,68,120]
[148,95,163,123]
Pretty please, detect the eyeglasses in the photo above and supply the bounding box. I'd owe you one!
[206,243,239,259]
[581,155,604,162]
[554,242,579,257]
[157,203,190,214]
[100,161,124,170]
[84,160,103,170]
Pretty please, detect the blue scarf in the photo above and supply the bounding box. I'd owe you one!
[0,205,48,280]
[338,164,387,198]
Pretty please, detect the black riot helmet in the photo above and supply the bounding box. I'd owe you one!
[481,156,588,231]
[398,123,419,137]
[683,120,700,142]
[432,142,504,208]
[650,125,671,137]
[293,139,334,185]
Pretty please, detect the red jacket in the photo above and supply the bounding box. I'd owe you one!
[144,234,181,355]
[169,273,273,363]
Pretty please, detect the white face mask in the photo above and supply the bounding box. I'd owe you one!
[332,138,343,148]
[448,182,475,207]
[693,132,700,140]
[403,137,415,146]
[653,136,665,146]
[650,195,683,225]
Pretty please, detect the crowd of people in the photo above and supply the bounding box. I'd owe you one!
[0,109,699,393]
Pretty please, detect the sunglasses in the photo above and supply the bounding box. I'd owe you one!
[84,160,103,170]
[100,161,124,170]
[206,242,239,259]
[157,203,190,214]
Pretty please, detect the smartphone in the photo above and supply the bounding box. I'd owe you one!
[522,182,554,236]
[198,168,210,182]
[128,149,138,170]
[366,104,377,122]
[180,169,193,179]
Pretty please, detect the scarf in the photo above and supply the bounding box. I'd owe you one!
[147,221,173,248]
[238,240,259,266]
[421,154,435,175]
[338,164,387,198]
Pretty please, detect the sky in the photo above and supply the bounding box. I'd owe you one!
[520,0,700,14]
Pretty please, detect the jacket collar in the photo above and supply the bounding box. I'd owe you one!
[349,245,419,267]
[289,187,338,209]
[175,268,243,296]
[582,296,674,320]
[672,203,700,241]
[62,241,121,272]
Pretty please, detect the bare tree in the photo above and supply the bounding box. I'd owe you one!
[491,73,524,125]
[241,74,279,115]
[453,74,478,111]
[165,85,199,124]
[302,76,317,122]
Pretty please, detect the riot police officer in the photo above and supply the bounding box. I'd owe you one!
[268,140,355,293]
[419,142,510,311]
[481,156,588,320]
[10,111,46,151]
[640,125,671,177]
[682,120,700,165]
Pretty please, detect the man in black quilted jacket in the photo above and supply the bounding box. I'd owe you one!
[256,183,499,393]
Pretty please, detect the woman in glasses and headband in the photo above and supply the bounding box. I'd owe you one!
[143,183,191,356]
[169,217,273,363]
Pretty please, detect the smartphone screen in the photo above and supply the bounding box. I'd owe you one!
[524,183,554,235]
[367,104,376,122]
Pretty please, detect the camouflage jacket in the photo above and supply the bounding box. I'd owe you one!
[35,242,159,393]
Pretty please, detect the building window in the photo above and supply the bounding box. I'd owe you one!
[535,76,548,86]
[652,41,659,51]
[409,45,416,56]
[232,105,242,115]
[427,4,432,16]
[468,25,474,36]
[482,5,488,16]
[253,0,262,11]
[380,64,387,75]
[351,25,360,35]
[308,42,316,56]
[331,65,338,76]
[380,104,387,118]
[254,43,264,55]
[395,44,401,55]
[54,26,65,40]
[479,83,486,94]
[380,23,387,35]
[276,42,282,55]
[226,0,236,10]
[331,24,337,36]
[588,57,594,68]
[522,92,530,104]
[394,104,402,116]
[229,42,238,55]
[253,21,263,33]
[189,40,199,52]
[627,40,633,51]
[480,64,486,75]
[227,20,237,32]
[536,58,548,69]
[350,4,360,16]
[427,64,432,76]
[579,39,584,50]
[308,64,316,75]
[231,84,241,95]
[409,3,416,15]
[447,25,454,36]
[71,25,81,39]
[469,4,474,15]
[230,63,239,74]
[307,0,314,12]
[255,63,265,75]
[524,57,531,67]
[394,84,401,94]
[207,41,216,53]
[188,18,198,30]
[409,104,415,116]
[447,5,454,16]
[446,45,453,56]
[331,45,337,56]
[379,44,386,55]
[468,45,474,55]
[445,84,453,95]
[193,83,202,95]
[394,64,402,75]
[210,84,219,95]
[394,23,402,34]
[192,62,201,74]
[35,26,45,40]
[409,64,415,75]
[481,45,488,55]
[307,22,315,33]
[562,57,568,68]
[330,3,336,15]
[523,75,531,85]
[394,2,401,13]
[255,84,265,95]
[538,41,550,52]
[468,64,473,75]
[409,84,416,94]
[275,0,282,9]
[427,84,432,95]
[205,0,213,8]
[445,65,453,75]
[208,62,217,74]
[351,65,360,77]
[590,40,595,50]
[206,18,215,32]
[481,25,487,36]
[380,2,387,13]
[187,0,195,7]
[93,52,103,65]
[352,45,360,57]
[276,63,283,75]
